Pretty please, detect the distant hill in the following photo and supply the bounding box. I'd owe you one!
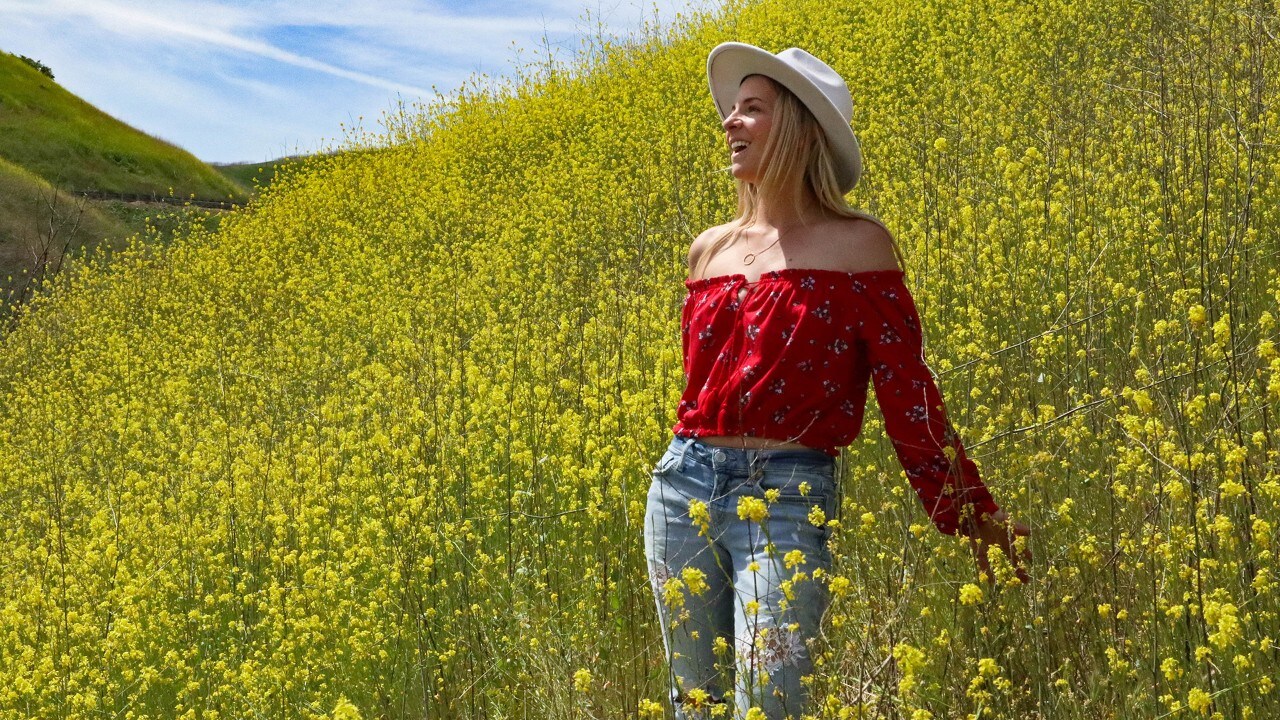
[0,51,248,201]
[0,50,266,316]
[212,156,306,192]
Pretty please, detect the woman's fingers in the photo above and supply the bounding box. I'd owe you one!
[969,513,1032,584]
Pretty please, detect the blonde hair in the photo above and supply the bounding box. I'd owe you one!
[694,75,904,280]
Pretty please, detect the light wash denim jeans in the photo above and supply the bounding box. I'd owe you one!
[644,434,838,719]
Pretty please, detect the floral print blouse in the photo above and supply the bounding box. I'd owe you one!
[671,267,1000,535]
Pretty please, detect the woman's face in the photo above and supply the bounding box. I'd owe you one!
[722,74,777,185]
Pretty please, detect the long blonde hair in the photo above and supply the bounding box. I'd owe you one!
[694,75,904,280]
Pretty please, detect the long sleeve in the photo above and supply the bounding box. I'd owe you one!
[857,276,1000,535]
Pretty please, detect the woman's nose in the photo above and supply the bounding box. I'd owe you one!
[722,112,741,131]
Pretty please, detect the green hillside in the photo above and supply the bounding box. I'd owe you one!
[0,0,1278,718]
[0,152,225,323]
[213,156,306,191]
[0,156,123,260]
[0,50,252,320]
[0,156,122,297]
[0,51,247,200]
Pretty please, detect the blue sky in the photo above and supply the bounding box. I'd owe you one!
[0,0,699,164]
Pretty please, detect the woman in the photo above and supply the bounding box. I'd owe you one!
[643,43,1031,719]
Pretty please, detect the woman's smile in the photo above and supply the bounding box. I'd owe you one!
[722,74,777,183]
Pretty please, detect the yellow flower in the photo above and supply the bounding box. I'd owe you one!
[681,567,709,596]
[784,549,805,569]
[662,578,685,609]
[893,643,927,695]
[573,668,592,693]
[331,696,362,720]
[688,499,711,536]
[681,688,711,710]
[1204,601,1242,649]
[738,496,768,523]
[958,583,984,605]
[1187,687,1212,714]
[1189,304,1207,328]
[829,575,852,597]
[807,505,826,527]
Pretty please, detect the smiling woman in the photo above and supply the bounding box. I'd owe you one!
[642,42,1031,720]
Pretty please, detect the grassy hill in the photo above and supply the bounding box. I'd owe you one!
[0,156,123,265]
[0,0,1277,718]
[0,51,247,200]
[213,156,306,192]
[0,50,259,320]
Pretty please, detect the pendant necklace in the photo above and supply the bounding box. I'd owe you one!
[742,234,782,265]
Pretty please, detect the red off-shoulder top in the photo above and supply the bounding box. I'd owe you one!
[671,267,999,535]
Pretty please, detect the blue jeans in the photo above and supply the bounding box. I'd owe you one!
[643,434,838,719]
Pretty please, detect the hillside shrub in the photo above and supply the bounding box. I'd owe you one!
[17,54,53,80]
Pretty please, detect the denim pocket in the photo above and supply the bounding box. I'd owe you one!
[652,449,681,477]
[753,459,834,503]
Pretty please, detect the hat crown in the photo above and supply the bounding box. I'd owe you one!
[773,48,853,122]
[706,42,863,191]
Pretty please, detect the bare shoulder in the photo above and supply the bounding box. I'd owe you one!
[688,223,732,278]
[822,216,901,273]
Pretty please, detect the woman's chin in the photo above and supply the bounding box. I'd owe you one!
[729,165,759,184]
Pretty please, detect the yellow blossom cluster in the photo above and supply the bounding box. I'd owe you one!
[0,0,1277,717]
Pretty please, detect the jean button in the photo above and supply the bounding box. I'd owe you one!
[713,449,727,463]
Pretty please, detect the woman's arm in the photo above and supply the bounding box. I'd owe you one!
[857,275,1030,581]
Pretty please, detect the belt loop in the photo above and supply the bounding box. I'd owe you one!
[676,435,692,469]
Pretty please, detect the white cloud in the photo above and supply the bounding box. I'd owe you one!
[2,0,436,96]
[0,0,704,162]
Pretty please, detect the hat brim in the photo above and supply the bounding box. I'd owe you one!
[707,42,862,192]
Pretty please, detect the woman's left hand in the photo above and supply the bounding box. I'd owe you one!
[966,509,1031,584]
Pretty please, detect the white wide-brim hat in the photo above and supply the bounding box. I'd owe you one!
[707,42,863,193]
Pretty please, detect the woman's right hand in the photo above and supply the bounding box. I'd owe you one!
[965,509,1031,584]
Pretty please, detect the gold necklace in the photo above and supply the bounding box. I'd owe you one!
[742,234,782,265]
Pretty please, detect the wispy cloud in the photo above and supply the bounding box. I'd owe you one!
[2,0,436,96]
[0,0,696,161]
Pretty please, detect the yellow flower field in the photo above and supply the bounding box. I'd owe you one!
[1,0,1277,717]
